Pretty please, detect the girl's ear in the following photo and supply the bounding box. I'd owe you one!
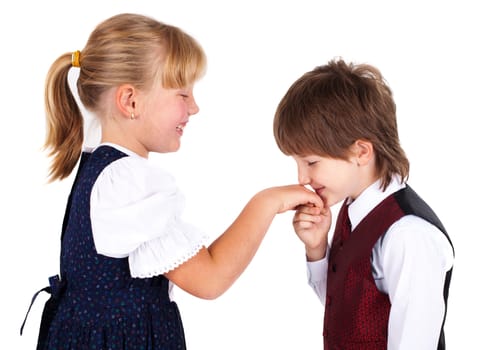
[351,139,374,166]
[115,84,137,120]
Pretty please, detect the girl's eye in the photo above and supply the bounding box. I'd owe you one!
[307,161,318,166]
[178,90,189,98]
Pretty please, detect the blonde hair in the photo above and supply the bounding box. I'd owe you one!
[44,13,207,181]
[273,58,409,190]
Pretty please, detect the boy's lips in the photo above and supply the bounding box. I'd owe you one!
[315,186,324,194]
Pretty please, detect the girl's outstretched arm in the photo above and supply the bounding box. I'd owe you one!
[165,184,322,299]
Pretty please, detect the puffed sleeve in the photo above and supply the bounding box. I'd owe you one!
[90,156,209,278]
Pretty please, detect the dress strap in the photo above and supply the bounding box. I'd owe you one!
[20,275,64,335]
[20,286,49,335]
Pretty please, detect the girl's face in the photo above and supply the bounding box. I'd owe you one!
[137,81,199,154]
[292,153,362,207]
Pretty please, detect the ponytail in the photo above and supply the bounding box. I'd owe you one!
[44,53,83,181]
[42,14,207,182]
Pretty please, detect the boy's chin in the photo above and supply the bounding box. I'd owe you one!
[322,196,342,208]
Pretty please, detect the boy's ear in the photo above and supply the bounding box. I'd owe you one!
[352,139,374,166]
[115,84,137,119]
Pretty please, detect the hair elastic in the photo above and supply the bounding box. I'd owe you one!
[71,50,81,68]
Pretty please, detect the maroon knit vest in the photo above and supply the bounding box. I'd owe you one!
[323,186,453,350]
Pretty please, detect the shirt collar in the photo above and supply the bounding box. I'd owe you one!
[347,175,406,230]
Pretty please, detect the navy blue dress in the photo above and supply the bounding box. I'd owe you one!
[41,145,187,349]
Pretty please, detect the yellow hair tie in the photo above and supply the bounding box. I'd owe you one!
[71,50,81,67]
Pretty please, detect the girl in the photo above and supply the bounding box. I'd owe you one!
[25,13,322,349]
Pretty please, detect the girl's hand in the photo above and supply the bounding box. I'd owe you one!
[293,204,331,261]
[260,184,324,214]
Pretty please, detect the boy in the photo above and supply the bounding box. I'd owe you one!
[273,58,454,349]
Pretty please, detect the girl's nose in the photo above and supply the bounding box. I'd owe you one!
[189,97,199,116]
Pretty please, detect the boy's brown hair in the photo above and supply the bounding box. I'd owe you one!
[273,58,409,190]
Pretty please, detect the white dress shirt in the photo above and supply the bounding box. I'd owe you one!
[307,176,454,350]
[88,143,209,283]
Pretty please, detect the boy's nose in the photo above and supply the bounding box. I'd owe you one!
[298,172,310,186]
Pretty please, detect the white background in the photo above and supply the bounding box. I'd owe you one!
[2,1,476,349]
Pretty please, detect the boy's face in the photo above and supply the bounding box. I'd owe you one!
[292,153,362,208]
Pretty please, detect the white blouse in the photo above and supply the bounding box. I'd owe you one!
[89,143,209,279]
